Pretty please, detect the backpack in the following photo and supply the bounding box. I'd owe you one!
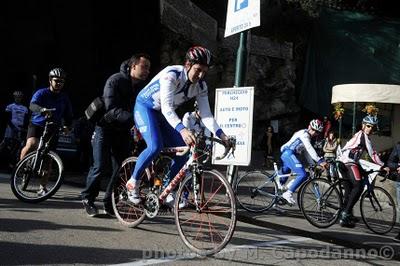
[84,97,105,123]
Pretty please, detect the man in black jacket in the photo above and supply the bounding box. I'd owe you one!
[387,142,400,241]
[81,53,151,216]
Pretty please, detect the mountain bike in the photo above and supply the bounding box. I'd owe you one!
[299,163,396,234]
[10,109,64,203]
[235,162,322,213]
[111,133,237,256]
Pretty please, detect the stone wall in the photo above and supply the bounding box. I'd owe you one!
[160,0,302,150]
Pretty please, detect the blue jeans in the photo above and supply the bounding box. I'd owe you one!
[81,126,130,205]
[396,181,400,223]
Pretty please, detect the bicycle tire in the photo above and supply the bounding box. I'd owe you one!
[111,156,147,228]
[10,151,64,203]
[299,178,342,228]
[235,171,277,213]
[175,169,237,256]
[360,186,396,235]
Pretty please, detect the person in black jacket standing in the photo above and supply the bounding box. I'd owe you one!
[387,142,400,241]
[81,53,151,217]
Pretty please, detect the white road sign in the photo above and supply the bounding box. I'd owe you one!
[213,87,254,166]
[224,0,260,37]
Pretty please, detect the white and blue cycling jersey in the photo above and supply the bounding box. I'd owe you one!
[136,65,222,137]
[132,65,224,182]
[4,103,28,138]
[280,129,324,193]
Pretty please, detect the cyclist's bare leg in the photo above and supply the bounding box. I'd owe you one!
[19,137,39,160]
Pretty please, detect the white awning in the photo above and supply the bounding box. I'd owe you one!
[331,84,400,104]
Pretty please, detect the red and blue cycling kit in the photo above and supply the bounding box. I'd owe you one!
[131,65,224,182]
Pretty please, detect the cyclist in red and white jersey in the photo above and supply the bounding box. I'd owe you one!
[337,115,389,227]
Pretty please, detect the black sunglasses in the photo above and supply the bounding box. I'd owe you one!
[52,79,65,84]
[365,124,374,129]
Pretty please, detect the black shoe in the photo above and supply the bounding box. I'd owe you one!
[339,211,355,228]
[349,215,359,223]
[394,233,400,242]
[82,199,98,217]
[103,204,115,217]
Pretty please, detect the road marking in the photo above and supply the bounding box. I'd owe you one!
[112,236,308,266]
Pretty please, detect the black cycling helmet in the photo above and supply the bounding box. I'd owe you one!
[185,46,213,66]
[49,68,67,79]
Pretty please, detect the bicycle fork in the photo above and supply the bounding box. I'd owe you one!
[311,182,322,208]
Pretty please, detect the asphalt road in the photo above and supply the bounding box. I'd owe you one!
[1,172,399,265]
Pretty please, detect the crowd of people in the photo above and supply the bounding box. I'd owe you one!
[2,45,400,242]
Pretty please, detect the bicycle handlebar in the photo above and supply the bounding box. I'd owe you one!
[40,108,56,114]
[206,136,236,160]
[363,169,391,182]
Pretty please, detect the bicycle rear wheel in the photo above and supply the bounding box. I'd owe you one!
[112,156,148,227]
[300,178,341,228]
[10,151,63,203]
[360,186,396,235]
[175,169,237,256]
[235,171,277,212]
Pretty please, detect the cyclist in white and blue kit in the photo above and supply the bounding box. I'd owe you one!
[280,119,328,204]
[0,91,29,167]
[126,46,230,204]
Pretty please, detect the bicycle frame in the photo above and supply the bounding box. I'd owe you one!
[158,145,198,203]
[158,135,233,210]
[24,121,58,187]
[311,168,384,211]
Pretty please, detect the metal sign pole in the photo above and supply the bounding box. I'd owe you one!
[227,30,248,185]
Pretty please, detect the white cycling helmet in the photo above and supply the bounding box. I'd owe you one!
[362,115,378,125]
[309,119,323,132]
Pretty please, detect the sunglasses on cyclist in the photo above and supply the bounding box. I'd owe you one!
[365,124,374,129]
[52,79,65,84]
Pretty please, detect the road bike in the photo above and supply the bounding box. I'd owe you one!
[111,133,237,256]
[10,109,64,203]
[235,162,323,212]
[299,162,396,234]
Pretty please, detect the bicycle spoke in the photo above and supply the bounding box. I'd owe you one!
[300,178,341,228]
[235,171,277,212]
[176,170,236,256]
[360,187,396,234]
[112,157,146,228]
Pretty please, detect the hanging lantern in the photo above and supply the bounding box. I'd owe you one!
[333,102,344,120]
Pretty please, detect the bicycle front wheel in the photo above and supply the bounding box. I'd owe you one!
[300,178,341,228]
[175,169,237,256]
[360,186,396,235]
[235,171,277,212]
[112,156,147,228]
[10,151,63,203]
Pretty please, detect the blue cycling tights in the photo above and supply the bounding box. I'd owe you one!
[280,149,307,193]
[130,102,187,183]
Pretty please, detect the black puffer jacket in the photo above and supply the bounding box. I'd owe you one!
[387,142,400,170]
[100,60,144,130]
